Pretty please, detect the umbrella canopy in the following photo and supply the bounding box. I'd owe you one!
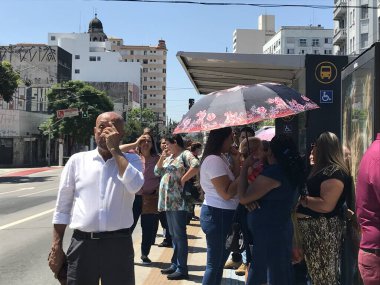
[255,126,275,141]
[174,82,319,134]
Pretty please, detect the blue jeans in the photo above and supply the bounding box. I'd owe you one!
[166,210,188,274]
[247,221,293,285]
[200,204,235,285]
[141,213,159,256]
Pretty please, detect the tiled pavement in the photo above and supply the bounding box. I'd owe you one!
[133,206,245,285]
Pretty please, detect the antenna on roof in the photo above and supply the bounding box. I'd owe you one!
[79,12,82,32]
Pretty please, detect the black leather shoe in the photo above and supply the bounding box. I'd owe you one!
[158,240,172,248]
[161,267,176,275]
[167,272,189,280]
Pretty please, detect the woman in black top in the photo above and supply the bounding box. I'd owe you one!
[296,132,351,285]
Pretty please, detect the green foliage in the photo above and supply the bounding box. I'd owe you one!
[0,61,20,102]
[124,108,157,142]
[39,81,114,145]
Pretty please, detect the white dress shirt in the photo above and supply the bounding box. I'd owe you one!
[52,149,144,232]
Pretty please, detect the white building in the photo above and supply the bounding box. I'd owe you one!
[233,15,276,54]
[48,15,142,112]
[263,26,333,55]
[333,0,378,55]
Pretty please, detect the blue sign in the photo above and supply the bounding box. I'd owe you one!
[320,90,333,103]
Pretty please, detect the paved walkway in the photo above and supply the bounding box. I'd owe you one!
[133,207,245,285]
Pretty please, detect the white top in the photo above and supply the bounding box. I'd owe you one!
[200,155,239,210]
[52,149,144,232]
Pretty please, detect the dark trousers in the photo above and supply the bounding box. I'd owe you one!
[67,234,135,285]
[131,195,159,256]
[159,211,172,242]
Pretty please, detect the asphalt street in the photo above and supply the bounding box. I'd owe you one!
[0,168,143,285]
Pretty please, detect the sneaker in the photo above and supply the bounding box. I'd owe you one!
[224,259,242,269]
[235,263,247,276]
[141,255,152,265]
[167,271,189,280]
[158,240,172,248]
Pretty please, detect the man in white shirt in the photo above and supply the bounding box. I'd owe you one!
[48,112,144,285]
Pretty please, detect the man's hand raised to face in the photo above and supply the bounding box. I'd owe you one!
[101,121,122,151]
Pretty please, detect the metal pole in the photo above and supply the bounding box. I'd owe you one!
[48,126,51,167]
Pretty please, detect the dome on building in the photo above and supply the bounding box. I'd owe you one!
[88,14,103,32]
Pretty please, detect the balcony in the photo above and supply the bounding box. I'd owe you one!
[333,0,347,20]
[333,28,347,45]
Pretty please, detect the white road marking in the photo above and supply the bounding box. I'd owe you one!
[0,187,35,196]
[0,208,55,230]
[18,188,56,198]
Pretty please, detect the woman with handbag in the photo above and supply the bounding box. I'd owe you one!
[296,132,351,285]
[239,134,305,285]
[154,134,199,280]
[120,133,161,265]
[199,127,240,285]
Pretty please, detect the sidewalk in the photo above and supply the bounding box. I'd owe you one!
[0,166,61,177]
[132,207,245,285]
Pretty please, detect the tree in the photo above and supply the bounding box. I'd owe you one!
[124,108,156,143]
[0,61,20,102]
[39,81,114,153]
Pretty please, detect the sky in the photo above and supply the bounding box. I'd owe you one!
[1,0,334,122]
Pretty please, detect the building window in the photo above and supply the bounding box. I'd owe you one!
[89,56,96,61]
[143,86,147,90]
[144,77,147,81]
[130,50,134,55]
[97,56,101,61]
[361,33,369,48]
[143,59,148,64]
[312,39,320,47]
[137,59,140,62]
[313,50,320,54]
[325,38,332,44]
[144,51,147,55]
[51,36,56,41]
[143,68,148,72]
[299,39,307,47]
[75,69,80,74]
[143,103,147,107]
[75,55,80,59]
[163,60,166,64]
[143,94,147,99]
[162,86,166,91]
[163,68,166,73]
[287,49,295,54]
[324,49,332,55]
[361,5,369,19]
[124,59,128,62]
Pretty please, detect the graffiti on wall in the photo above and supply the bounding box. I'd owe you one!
[0,45,57,63]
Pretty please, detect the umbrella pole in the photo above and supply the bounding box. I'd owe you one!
[246,130,250,154]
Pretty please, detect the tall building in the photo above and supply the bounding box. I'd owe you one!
[113,40,167,126]
[233,15,276,54]
[263,25,333,55]
[0,44,72,166]
[333,0,378,55]
[48,15,142,115]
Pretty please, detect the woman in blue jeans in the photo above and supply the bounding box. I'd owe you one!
[200,127,241,285]
[238,134,305,285]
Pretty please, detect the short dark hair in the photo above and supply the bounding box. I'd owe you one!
[165,134,185,148]
[190,142,202,152]
[240,126,255,136]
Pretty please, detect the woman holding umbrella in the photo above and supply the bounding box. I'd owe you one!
[199,127,241,285]
[238,134,305,285]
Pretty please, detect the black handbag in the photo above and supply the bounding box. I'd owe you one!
[181,153,201,200]
[225,211,245,253]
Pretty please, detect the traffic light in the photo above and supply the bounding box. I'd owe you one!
[188,98,195,110]
[81,110,89,118]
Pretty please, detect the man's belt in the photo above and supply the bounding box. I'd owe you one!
[73,228,131,240]
[361,247,380,256]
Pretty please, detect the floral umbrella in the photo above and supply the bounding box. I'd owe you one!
[173,82,319,134]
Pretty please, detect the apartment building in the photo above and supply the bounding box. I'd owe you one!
[112,40,167,125]
[263,25,333,55]
[233,15,276,54]
[333,0,378,55]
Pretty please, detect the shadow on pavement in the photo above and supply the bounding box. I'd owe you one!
[188,246,207,253]
[0,176,55,184]
[187,234,202,240]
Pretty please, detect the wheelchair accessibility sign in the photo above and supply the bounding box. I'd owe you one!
[320,90,333,103]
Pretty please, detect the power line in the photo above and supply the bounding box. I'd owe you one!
[101,0,379,10]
